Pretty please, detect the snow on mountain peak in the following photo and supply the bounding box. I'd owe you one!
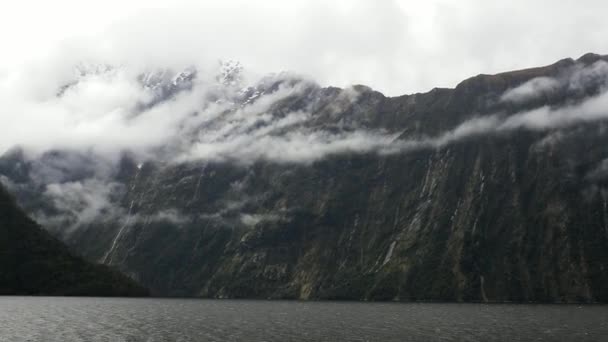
[217,60,243,87]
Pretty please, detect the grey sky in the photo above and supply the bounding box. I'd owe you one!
[0,0,606,96]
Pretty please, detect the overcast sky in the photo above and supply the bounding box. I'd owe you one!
[0,0,606,95]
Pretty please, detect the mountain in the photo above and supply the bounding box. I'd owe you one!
[2,53,608,302]
[0,185,148,296]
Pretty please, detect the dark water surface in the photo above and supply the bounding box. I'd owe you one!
[0,297,607,341]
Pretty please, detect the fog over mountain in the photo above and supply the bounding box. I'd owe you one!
[2,55,607,232]
[1,1,608,302]
[2,52,608,301]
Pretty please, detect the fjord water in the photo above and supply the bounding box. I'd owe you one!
[1,297,606,341]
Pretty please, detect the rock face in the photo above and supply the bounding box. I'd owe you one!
[2,54,608,302]
[0,185,148,296]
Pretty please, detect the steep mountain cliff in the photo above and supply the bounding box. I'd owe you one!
[2,54,608,302]
[0,185,148,296]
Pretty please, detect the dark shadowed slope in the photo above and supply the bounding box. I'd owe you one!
[0,185,147,296]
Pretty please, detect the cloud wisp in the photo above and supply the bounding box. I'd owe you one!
[0,58,407,165]
[410,60,608,148]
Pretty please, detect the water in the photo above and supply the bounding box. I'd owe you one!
[0,297,606,342]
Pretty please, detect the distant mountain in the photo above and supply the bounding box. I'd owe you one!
[0,185,147,296]
[2,54,608,302]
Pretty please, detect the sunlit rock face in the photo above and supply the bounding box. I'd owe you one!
[2,54,608,302]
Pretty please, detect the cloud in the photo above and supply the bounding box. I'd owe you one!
[0,175,16,191]
[0,57,406,166]
[151,209,191,225]
[3,57,608,184]
[240,213,284,227]
[1,6,608,237]
[500,77,561,104]
[174,57,608,166]
[426,115,503,147]
[24,58,608,236]
[127,209,192,226]
[1,1,608,96]
[38,179,126,231]
[497,62,608,131]
[416,87,608,148]
[414,60,608,144]
[1,2,607,166]
[499,95,608,131]
[501,60,608,105]
[180,125,402,165]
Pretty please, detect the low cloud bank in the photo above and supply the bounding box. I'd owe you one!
[3,59,608,166]
[3,59,608,236]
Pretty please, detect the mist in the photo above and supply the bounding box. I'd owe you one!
[1,1,608,238]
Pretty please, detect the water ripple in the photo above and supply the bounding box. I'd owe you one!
[0,297,606,342]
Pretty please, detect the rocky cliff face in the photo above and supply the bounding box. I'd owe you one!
[2,54,608,302]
